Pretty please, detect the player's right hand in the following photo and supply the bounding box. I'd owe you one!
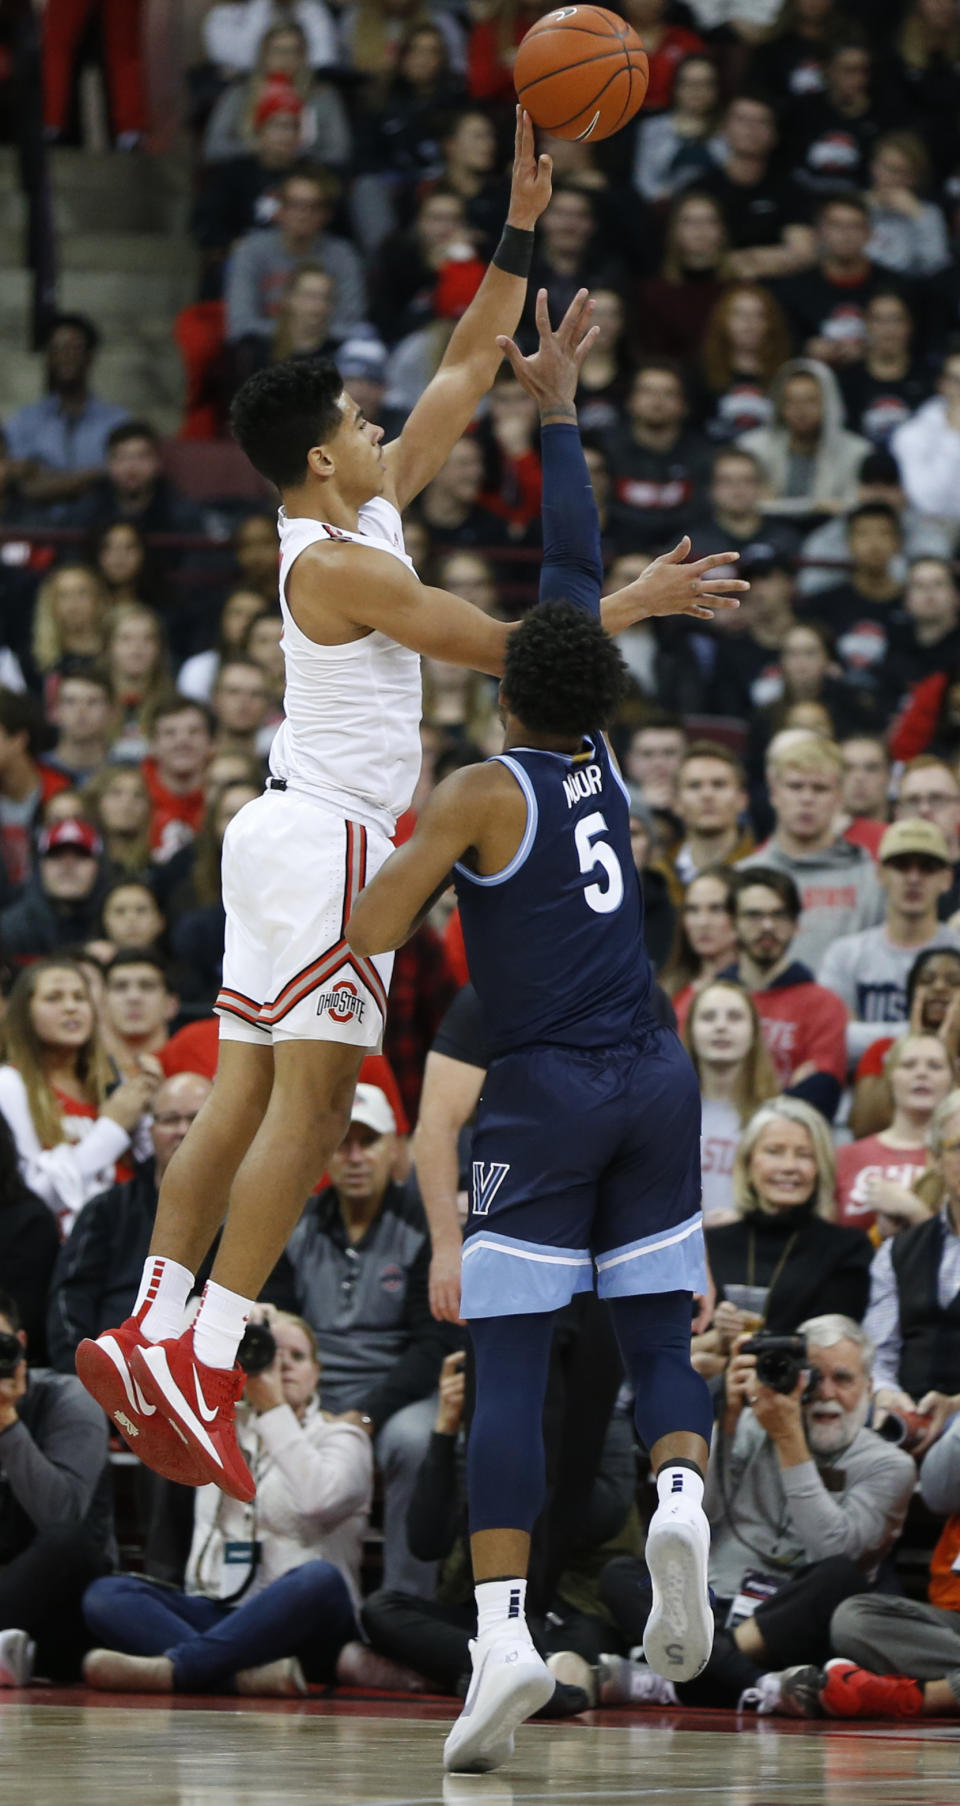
[429,1246,464,1324]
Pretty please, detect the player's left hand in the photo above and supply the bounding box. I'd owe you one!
[506,106,553,230]
[496,287,598,413]
[622,537,748,622]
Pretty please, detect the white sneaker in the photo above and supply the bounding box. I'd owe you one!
[595,1653,678,1708]
[739,1672,783,1716]
[442,1634,555,1775]
[642,1502,713,1683]
[0,1629,36,1688]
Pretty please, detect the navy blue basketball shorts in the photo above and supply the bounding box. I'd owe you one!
[460,1025,706,1319]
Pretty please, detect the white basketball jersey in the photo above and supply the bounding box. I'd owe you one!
[271,495,423,832]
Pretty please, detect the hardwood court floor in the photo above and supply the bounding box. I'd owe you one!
[1,1693,959,1806]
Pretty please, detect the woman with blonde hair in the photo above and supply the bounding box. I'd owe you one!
[81,763,153,879]
[702,1097,872,1342]
[684,980,779,1225]
[699,284,793,441]
[31,564,109,690]
[0,958,157,1237]
[103,604,171,761]
[835,1033,955,1235]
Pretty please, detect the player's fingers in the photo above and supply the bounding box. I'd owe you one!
[689,549,741,571]
[661,536,692,564]
[538,152,553,183]
[495,334,525,377]
[534,286,552,337]
[698,596,741,610]
[683,605,716,619]
[695,578,750,592]
[573,323,600,366]
[556,286,588,341]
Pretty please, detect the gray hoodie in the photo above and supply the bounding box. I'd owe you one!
[736,835,886,971]
[737,357,871,520]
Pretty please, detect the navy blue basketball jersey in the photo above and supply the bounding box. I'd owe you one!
[454,732,655,1057]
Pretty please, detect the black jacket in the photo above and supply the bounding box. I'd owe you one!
[706,1202,873,1332]
[0,1191,60,1364]
[0,871,109,961]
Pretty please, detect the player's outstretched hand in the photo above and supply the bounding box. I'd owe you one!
[496,287,599,413]
[625,537,748,623]
[507,105,553,229]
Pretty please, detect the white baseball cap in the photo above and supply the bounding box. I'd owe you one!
[349,1083,396,1138]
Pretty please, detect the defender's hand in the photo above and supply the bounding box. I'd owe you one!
[506,106,552,230]
[621,538,747,623]
[496,287,598,414]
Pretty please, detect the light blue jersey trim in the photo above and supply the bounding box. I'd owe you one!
[461,1230,593,1317]
[453,755,539,888]
[595,1212,707,1300]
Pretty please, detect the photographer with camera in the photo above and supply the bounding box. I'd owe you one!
[81,1309,372,1697]
[0,1288,111,1688]
[599,1314,915,1715]
[862,1087,960,1460]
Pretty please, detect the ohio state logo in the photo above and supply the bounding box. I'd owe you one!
[317,981,366,1024]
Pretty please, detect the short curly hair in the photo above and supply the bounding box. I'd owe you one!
[502,600,626,738]
[230,356,344,489]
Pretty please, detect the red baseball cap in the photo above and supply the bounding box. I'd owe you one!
[254,75,303,131]
[38,819,102,858]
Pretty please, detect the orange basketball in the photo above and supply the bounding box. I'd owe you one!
[514,6,649,143]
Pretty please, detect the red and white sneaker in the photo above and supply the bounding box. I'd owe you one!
[821,1659,925,1720]
[130,1329,255,1502]
[75,1317,207,1486]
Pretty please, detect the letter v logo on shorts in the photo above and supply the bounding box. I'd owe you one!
[471,1161,511,1217]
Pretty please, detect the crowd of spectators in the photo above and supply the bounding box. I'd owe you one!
[1,0,960,1728]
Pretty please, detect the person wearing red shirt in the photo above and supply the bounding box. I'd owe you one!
[0,690,71,893]
[835,1033,953,1232]
[623,0,704,114]
[142,696,213,863]
[720,865,847,1120]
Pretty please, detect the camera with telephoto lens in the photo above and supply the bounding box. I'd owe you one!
[0,1330,24,1380]
[236,1320,277,1376]
[740,1332,820,1401]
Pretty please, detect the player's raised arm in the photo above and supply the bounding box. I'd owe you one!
[382,108,552,513]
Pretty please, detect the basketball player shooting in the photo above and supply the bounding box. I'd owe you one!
[348,293,725,1774]
[76,110,742,1510]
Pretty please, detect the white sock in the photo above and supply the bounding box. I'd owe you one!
[134,1257,194,1344]
[475,1578,530,1642]
[192,1280,253,1371]
[656,1464,705,1511]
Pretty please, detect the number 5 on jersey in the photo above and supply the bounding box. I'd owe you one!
[575,812,624,915]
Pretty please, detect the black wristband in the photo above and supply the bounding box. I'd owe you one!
[492,223,535,279]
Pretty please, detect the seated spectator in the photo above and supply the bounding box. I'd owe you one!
[703,1097,873,1334]
[690,446,800,570]
[101,949,177,1079]
[883,559,960,722]
[210,655,273,758]
[804,502,905,696]
[433,108,510,257]
[824,1395,960,1721]
[0,1288,111,1688]
[69,422,203,542]
[737,358,871,522]
[0,1115,60,1367]
[0,959,158,1238]
[270,263,338,364]
[776,191,902,369]
[102,606,170,764]
[466,0,545,102]
[709,551,800,724]
[632,52,722,203]
[0,691,71,896]
[786,39,887,202]
[836,1033,954,1234]
[201,21,350,170]
[46,667,116,789]
[242,611,285,722]
[620,0,705,111]
[225,169,366,353]
[749,1,843,106]
[4,314,129,514]
[81,1310,370,1697]
[285,1084,454,1595]
[865,131,950,276]
[45,1072,212,1371]
[177,587,267,705]
[891,349,960,529]
[169,778,261,1008]
[630,189,730,364]
[81,763,153,880]
[203,0,338,75]
[30,565,109,703]
[100,880,166,955]
[851,946,960,1139]
[576,291,632,439]
[696,88,816,282]
[837,733,891,852]
[862,1084,960,1438]
[600,1312,914,1713]
[232,511,280,604]
[738,733,885,969]
[0,821,111,965]
[819,819,960,1062]
[476,371,542,540]
[142,696,214,863]
[622,709,687,816]
[625,792,677,973]
[672,742,753,888]
[351,22,467,256]
[685,979,778,1224]
[889,0,960,181]
[605,360,712,551]
[91,520,162,613]
[662,865,739,1023]
[522,185,624,353]
[797,447,955,600]
[696,290,795,446]
[722,864,848,1117]
[415,438,510,555]
[372,187,481,351]
[744,622,877,784]
[838,288,933,449]
[42,0,146,149]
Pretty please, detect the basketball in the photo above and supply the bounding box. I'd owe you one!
[514,6,649,143]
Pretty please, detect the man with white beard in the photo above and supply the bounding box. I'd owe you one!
[598,1315,916,1716]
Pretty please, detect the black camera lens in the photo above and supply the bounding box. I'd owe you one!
[237,1321,277,1376]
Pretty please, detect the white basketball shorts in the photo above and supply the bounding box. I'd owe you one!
[215,787,393,1046]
